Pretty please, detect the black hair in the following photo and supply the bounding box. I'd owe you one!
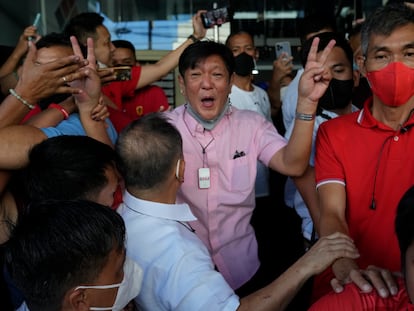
[395,185,414,272]
[5,199,125,311]
[116,113,182,190]
[300,32,353,68]
[112,39,136,56]
[63,12,104,45]
[178,40,235,78]
[361,3,414,55]
[19,136,116,204]
[224,30,254,47]
[297,13,337,45]
[35,32,71,50]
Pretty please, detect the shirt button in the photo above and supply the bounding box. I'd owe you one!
[394,136,399,141]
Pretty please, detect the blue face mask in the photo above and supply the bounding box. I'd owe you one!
[75,257,143,311]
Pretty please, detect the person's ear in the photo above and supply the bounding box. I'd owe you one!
[67,288,89,311]
[175,159,185,183]
[356,55,367,77]
[178,75,186,97]
[352,67,360,88]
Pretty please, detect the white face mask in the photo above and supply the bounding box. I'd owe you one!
[75,257,143,311]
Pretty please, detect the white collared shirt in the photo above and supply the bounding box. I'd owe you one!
[117,191,240,311]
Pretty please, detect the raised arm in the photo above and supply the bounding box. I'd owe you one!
[269,37,335,176]
[267,53,293,117]
[0,25,39,80]
[137,11,207,89]
[70,36,113,147]
[0,41,88,128]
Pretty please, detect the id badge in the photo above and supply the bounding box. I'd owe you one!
[198,168,210,189]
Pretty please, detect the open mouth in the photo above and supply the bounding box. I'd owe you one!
[201,97,215,107]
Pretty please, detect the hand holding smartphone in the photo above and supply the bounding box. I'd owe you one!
[99,66,132,82]
[275,41,292,61]
[28,13,41,41]
[201,7,233,29]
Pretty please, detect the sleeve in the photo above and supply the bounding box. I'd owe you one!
[41,114,118,144]
[254,113,287,166]
[167,248,240,311]
[314,121,345,188]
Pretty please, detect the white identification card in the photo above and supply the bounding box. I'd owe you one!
[198,168,211,189]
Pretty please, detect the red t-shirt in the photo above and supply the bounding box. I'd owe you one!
[101,65,141,110]
[313,98,414,299]
[123,85,169,119]
[309,278,414,311]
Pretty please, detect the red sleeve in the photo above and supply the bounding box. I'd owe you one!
[314,120,345,186]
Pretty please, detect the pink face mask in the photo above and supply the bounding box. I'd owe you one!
[366,62,414,107]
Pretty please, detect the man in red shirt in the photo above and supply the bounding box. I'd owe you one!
[64,12,205,131]
[315,3,414,300]
[309,185,414,310]
[112,39,170,119]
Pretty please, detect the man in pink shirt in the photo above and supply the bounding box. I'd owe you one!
[167,39,336,297]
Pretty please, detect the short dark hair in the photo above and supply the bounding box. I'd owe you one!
[225,30,254,47]
[297,13,337,45]
[20,136,116,204]
[178,41,235,78]
[5,199,125,311]
[361,3,414,55]
[116,113,182,190]
[300,32,353,68]
[35,32,71,50]
[112,39,136,56]
[395,185,414,272]
[63,12,104,45]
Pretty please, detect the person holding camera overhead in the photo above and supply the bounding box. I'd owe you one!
[64,11,206,131]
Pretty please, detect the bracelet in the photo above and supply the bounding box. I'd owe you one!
[295,112,315,121]
[49,103,69,120]
[9,88,35,110]
[188,34,199,43]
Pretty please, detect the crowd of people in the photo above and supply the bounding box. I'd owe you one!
[1,2,414,311]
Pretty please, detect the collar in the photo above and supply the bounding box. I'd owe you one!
[183,104,232,136]
[123,190,197,222]
[185,101,231,131]
[357,97,414,131]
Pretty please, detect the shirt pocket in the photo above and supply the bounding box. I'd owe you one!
[226,155,252,192]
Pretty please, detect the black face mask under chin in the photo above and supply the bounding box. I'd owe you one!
[234,52,255,77]
[318,78,354,111]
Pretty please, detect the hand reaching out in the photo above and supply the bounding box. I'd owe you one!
[297,232,360,277]
[330,258,398,298]
[14,40,89,103]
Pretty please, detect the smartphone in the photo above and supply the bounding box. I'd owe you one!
[112,66,132,81]
[28,13,41,41]
[201,7,233,29]
[32,13,41,27]
[275,41,292,60]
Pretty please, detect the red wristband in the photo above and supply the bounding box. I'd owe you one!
[49,103,69,120]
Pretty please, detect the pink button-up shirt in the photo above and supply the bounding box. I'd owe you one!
[168,105,287,289]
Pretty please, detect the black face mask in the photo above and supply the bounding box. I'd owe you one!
[318,78,354,111]
[234,52,255,77]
